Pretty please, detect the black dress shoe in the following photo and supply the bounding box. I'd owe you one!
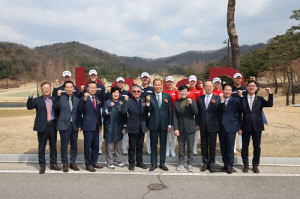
[221,166,227,171]
[149,165,157,171]
[128,164,134,171]
[208,166,215,173]
[136,163,148,169]
[227,169,233,174]
[243,165,249,173]
[159,164,169,171]
[50,164,61,171]
[39,167,45,174]
[200,166,207,172]
[253,166,260,173]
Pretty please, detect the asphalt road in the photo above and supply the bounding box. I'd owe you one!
[1,163,300,199]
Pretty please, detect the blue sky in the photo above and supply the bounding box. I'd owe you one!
[0,0,298,58]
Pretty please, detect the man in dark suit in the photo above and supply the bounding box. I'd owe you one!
[27,82,60,174]
[196,80,222,173]
[121,85,148,170]
[241,80,273,173]
[53,81,81,172]
[219,83,245,174]
[146,79,172,171]
[78,81,103,172]
[52,71,80,98]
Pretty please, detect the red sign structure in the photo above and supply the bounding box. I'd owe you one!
[75,67,245,91]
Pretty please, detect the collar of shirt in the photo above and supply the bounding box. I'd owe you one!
[247,94,255,100]
[155,92,162,97]
[205,93,213,98]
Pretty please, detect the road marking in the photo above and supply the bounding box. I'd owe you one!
[0,170,300,176]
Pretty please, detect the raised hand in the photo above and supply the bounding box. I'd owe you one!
[84,93,89,101]
[57,90,62,96]
[110,102,114,107]
[187,98,192,105]
[29,91,34,97]
[237,90,243,97]
[250,76,256,81]
[174,87,178,91]
[219,93,224,101]
[133,80,137,85]
[146,95,150,103]
[80,85,85,92]
[124,96,129,101]
[265,88,272,94]
[106,87,111,93]
[54,79,60,88]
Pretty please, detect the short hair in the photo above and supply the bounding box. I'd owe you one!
[247,80,258,87]
[179,84,189,91]
[110,86,121,96]
[153,78,162,85]
[223,83,232,90]
[86,81,97,88]
[132,84,141,90]
[63,80,74,87]
[40,82,51,88]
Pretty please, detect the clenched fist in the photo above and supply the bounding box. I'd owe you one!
[110,102,114,107]
[84,93,89,101]
[237,90,243,97]
[174,87,178,91]
[174,130,180,136]
[106,87,111,93]
[57,90,62,96]
[146,95,150,103]
[29,91,34,97]
[187,98,192,105]
[265,88,272,94]
[124,96,129,101]
[133,80,137,84]
[54,79,60,88]
[80,85,85,92]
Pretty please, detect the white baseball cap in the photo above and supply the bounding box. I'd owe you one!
[233,73,242,78]
[116,77,125,83]
[62,71,71,77]
[189,75,197,82]
[141,72,150,78]
[213,77,222,84]
[166,76,174,82]
[89,69,97,76]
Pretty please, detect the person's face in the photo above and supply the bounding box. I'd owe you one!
[117,81,124,89]
[223,85,232,98]
[189,80,196,88]
[87,83,97,96]
[140,76,149,85]
[213,82,221,89]
[112,90,120,101]
[64,83,74,96]
[41,84,51,97]
[166,80,173,89]
[179,89,188,99]
[246,82,258,95]
[89,74,98,82]
[62,75,71,82]
[132,87,141,99]
[153,80,162,93]
[234,77,242,85]
[204,81,214,94]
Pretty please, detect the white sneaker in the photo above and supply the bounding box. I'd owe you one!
[166,150,170,157]
[187,165,193,172]
[234,149,237,154]
[171,151,176,157]
[116,161,124,167]
[147,150,151,155]
[108,164,115,170]
[193,149,197,155]
[123,150,128,155]
[176,164,184,171]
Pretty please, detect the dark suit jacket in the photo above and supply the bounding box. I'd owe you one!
[196,94,222,133]
[80,83,106,107]
[27,96,57,132]
[78,96,102,132]
[121,98,148,134]
[220,96,246,133]
[148,92,172,131]
[241,94,273,133]
[173,99,198,134]
[53,94,80,131]
[52,85,80,98]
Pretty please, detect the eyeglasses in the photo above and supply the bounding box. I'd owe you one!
[132,90,141,93]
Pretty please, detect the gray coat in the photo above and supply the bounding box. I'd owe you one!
[173,98,198,134]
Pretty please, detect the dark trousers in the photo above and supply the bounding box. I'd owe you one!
[128,129,145,165]
[178,130,195,165]
[150,125,167,165]
[59,123,78,165]
[37,122,57,168]
[200,127,217,167]
[242,128,262,167]
[219,125,236,169]
[83,130,99,167]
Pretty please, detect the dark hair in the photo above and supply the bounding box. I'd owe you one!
[179,84,189,91]
[223,83,232,90]
[86,81,97,88]
[63,81,74,87]
[110,86,121,96]
[153,78,162,85]
[40,82,51,88]
[247,80,258,87]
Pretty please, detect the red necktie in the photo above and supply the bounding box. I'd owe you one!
[46,97,51,121]
[92,97,96,110]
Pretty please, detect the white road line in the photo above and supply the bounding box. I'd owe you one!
[0,170,300,176]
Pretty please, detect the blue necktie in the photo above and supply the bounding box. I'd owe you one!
[157,94,161,108]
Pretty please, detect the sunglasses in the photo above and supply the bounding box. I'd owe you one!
[132,90,141,93]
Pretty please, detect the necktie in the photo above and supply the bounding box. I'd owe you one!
[205,95,210,109]
[157,94,161,108]
[92,97,96,110]
[224,99,227,106]
[69,97,73,122]
[249,96,253,111]
[46,97,51,121]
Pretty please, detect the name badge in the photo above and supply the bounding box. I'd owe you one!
[147,91,153,93]
[97,88,102,90]
[172,93,175,95]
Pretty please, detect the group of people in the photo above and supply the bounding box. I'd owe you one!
[27,69,273,174]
